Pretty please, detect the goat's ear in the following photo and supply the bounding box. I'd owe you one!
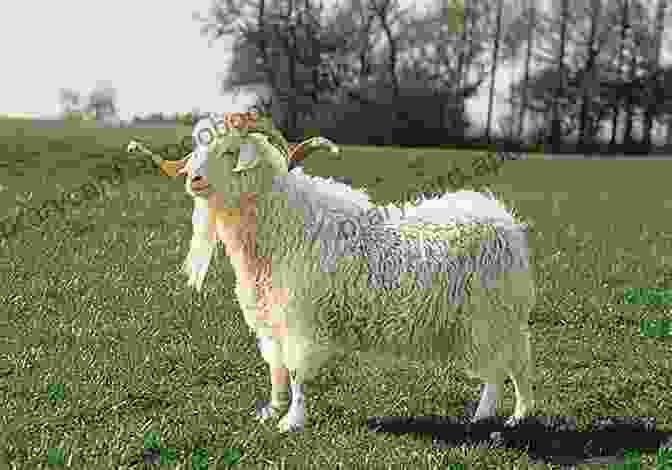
[232,133,266,173]
[232,142,259,172]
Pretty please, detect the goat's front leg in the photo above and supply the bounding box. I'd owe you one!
[255,335,291,421]
[278,369,306,433]
[276,342,334,433]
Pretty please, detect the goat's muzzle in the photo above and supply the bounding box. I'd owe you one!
[191,176,210,192]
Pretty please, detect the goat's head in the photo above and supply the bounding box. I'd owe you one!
[182,113,291,210]
[182,113,339,208]
[130,112,338,229]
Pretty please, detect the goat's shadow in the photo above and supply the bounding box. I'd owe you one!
[366,406,672,467]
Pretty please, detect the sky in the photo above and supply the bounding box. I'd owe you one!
[2,1,236,120]
[1,0,669,139]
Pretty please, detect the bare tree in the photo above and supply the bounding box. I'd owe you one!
[517,0,633,147]
[456,0,471,129]
[621,1,650,149]
[196,0,347,136]
[206,0,279,92]
[549,0,569,152]
[394,0,489,136]
[219,0,279,94]
[485,0,504,142]
[281,0,299,136]
[642,0,668,148]
[576,0,603,149]
[316,0,379,105]
[453,0,501,138]
[367,0,409,105]
[85,82,118,121]
[606,0,629,146]
[517,0,537,140]
[58,88,83,116]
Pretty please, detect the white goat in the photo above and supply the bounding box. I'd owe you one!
[133,113,537,434]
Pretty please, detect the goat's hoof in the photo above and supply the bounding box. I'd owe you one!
[278,414,305,433]
[470,412,496,424]
[471,416,494,424]
[504,415,524,428]
[279,422,305,433]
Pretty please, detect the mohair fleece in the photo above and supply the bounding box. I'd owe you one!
[187,117,535,392]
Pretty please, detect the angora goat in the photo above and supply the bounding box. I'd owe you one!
[133,112,536,434]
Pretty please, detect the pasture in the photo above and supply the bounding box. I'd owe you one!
[1,118,671,469]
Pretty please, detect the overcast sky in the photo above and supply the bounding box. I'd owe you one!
[1,0,669,138]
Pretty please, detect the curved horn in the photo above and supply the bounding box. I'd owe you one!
[287,137,339,171]
[127,139,191,177]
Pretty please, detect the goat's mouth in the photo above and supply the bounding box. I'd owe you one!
[191,182,210,192]
[191,177,210,192]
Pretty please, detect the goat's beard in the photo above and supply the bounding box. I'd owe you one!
[182,196,217,292]
[182,191,256,292]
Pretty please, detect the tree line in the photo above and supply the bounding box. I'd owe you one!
[58,84,203,127]
[58,82,119,123]
[193,0,671,154]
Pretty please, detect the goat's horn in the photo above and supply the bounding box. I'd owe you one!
[127,139,190,177]
[287,137,339,170]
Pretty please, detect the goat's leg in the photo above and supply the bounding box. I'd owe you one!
[278,370,307,432]
[504,326,535,427]
[277,341,335,433]
[471,383,499,422]
[471,332,535,427]
[255,335,291,421]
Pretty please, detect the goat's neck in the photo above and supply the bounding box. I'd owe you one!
[252,188,318,261]
[221,187,326,282]
[214,192,268,288]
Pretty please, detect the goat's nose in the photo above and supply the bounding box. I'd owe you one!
[191,175,209,191]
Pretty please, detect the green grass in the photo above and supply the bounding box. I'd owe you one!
[1,118,672,469]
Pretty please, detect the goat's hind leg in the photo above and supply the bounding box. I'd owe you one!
[471,382,500,422]
[470,363,506,422]
[470,348,535,427]
[504,327,535,427]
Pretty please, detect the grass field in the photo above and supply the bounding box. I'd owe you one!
[1,118,672,469]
